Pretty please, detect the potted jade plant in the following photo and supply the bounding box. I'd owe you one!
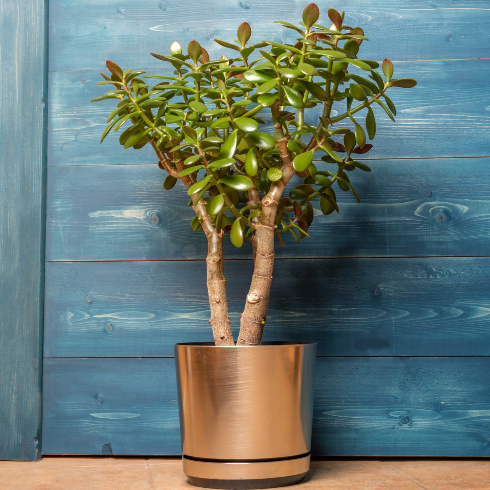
[93,4,416,488]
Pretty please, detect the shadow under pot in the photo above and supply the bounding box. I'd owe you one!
[174,341,317,489]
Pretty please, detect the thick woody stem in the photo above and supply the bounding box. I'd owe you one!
[150,140,179,178]
[236,138,294,346]
[175,159,234,346]
[247,188,261,263]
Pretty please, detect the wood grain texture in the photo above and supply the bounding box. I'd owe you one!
[0,0,47,460]
[49,60,490,166]
[41,357,490,456]
[46,158,490,261]
[48,0,490,72]
[44,258,490,358]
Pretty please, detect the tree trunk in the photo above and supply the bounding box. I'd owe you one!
[175,159,234,346]
[236,138,294,346]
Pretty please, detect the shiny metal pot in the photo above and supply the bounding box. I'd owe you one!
[174,341,317,489]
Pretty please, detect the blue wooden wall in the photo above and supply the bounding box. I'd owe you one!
[42,0,490,455]
[0,0,47,460]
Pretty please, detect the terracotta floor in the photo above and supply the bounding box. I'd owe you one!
[0,458,489,490]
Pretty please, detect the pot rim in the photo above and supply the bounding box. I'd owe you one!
[174,341,317,348]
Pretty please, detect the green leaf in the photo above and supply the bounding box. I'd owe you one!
[230,218,244,247]
[91,95,120,102]
[178,165,206,177]
[182,125,198,143]
[184,154,202,166]
[206,194,225,216]
[100,121,117,143]
[219,175,254,191]
[187,175,212,196]
[113,113,135,132]
[232,100,253,109]
[320,145,343,163]
[208,157,235,171]
[188,100,207,113]
[328,8,342,31]
[320,195,337,215]
[124,128,152,149]
[219,129,239,158]
[210,116,232,129]
[343,39,359,55]
[274,20,305,35]
[389,78,417,88]
[297,80,328,101]
[247,131,275,150]
[383,94,397,116]
[264,40,303,55]
[316,49,347,60]
[344,131,356,155]
[345,59,372,71]
[293,150,314,173]
[349,83,367,101]
[237,22,252,46]
[351,160,371,172]
[282,86,303,108]
[163,175,177,190]
[382,58,394,82]
[298,63,318,76]
[243,70,274,83]
[257,94,278,107]
[287,139,302,154]
[256,78,279,94]
[106,102,130,123]
[234,117,259,132]
[346,74,379,94]
[331,61,348,75]
[366,107,376,140]
[303,3,320,29]
[267,167,283,182]
[191,215,203,232]
[338,176,360,203]
[214,38,241,52]
[278,68,301,79]
[370,70,385,92]
[202,136,224,144]
[350,116,366,148]
[188,40,202,63]
[373,99,395,122]
[244,149,258,176]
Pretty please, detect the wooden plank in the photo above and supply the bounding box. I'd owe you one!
[48,0,490,72]
[48,60,490,166]
[0,0,47,460]
[46,158,490,261]
[44,258,490,358]
[41,357,490,456]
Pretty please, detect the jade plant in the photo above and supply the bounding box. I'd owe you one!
[93,4,416,346]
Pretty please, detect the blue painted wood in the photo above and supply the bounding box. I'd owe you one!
[48,60,490,166]
[42,357,490,456]
[48,0,490,72]
[46,158,490,261]
[0,0,47,460]
[44,258,490,358]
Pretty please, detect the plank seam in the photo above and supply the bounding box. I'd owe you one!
[47,155,490,168]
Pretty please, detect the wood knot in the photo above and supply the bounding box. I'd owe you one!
[247,292,260,304]
[214,296,220,303]
[207,253,220,263]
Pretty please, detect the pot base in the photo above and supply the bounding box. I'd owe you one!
[187,473,308,489]
[183,454,310,489]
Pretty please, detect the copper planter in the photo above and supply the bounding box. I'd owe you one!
[174,341,317,489]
